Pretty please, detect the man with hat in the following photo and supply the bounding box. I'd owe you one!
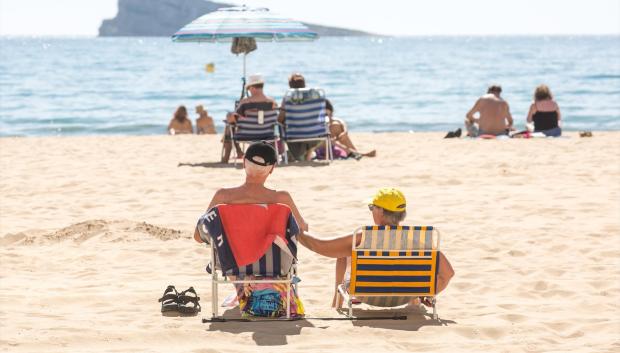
[299,187,454,307]
[195,141,308,243]
[221,74,279,163]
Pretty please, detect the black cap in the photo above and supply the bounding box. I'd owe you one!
[245,142,277,166]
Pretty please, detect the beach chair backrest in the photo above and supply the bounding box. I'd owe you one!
[349,225,439,298]
[235,109,279,140]
[197,203,299,277]
[283,88,328,139]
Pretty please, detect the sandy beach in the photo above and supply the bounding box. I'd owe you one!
[1,132,619,352]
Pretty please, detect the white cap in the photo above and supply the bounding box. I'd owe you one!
[245,74,265,89]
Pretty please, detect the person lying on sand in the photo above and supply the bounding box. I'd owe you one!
[299,187,454,308]
[194,141,308,244]
[465,85,514,137]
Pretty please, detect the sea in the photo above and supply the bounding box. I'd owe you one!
[0,36,619,137]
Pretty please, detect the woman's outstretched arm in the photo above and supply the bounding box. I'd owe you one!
[298,231,361,258]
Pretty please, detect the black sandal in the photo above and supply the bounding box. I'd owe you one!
[178,287,201,314]
[158,285,179,313]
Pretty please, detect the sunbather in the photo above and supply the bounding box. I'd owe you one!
[195,105,216,134]
[221,74,278,163]
[167,105,193,135]
[465,85,514,137]
[299,187,454,307]
[194,141,308,244]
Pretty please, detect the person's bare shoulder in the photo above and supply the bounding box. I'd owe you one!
[274,190,294,205]
[209,187,237,207]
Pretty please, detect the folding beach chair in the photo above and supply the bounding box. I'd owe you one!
[337,225,441,319]
[281,88,332,163]
[196,203,301,320]
[223,108,282,165]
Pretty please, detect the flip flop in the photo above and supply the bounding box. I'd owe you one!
[178,287,201,314]
[158,285,179,313]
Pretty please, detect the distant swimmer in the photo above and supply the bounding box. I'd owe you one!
[168,105,194,135]
[465,85,514,137]
[195,105,216,134]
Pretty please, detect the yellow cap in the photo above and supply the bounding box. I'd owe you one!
[367,187,406,212]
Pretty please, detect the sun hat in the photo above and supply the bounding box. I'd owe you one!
[367,187,406,212]
[245,74,265,89]
[244,141,277,166]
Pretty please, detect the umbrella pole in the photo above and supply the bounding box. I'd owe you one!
[239,53,247,100]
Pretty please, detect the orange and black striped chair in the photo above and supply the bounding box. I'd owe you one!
[337,225,441,319]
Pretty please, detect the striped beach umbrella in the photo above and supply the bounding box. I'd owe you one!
[172,6,318,97]
[172,5,318,43]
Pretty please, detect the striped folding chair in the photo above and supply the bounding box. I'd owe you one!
[337,225,441,319]
[282,88,332,163]
[196,204,301,320]
[226,108,282,164]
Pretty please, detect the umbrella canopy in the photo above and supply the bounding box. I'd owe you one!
[172,6,318,99]
[171,6,318,43]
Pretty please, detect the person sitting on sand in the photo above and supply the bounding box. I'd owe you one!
[195,105,216,134]
[323,102,376,159]
[526,84,562,137]
[194,141,308,245]
[221,74,278,163]
[167,105,193,135]
[299,187,454,308]
[465,85,514,137]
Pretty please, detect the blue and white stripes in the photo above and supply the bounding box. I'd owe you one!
[172,6,318,43]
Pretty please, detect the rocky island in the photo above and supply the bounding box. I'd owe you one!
[99,0,372,37]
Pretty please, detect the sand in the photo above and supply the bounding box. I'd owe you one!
[1,132,619,352]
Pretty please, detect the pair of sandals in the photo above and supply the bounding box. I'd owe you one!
[444,128,462,139]
[158,285,201,315]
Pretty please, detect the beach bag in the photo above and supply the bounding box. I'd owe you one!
[238,279,304,318]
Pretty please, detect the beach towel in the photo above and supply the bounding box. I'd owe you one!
[198,204,299,274]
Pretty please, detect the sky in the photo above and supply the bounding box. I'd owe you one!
[0,0,619,36]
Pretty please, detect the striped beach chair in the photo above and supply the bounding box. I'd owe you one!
[227,108,282,164]
[196,204,301,320]
[337,225,441,319]
[281,88,332,163]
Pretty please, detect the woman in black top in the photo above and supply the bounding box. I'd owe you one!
[526,85,562,137]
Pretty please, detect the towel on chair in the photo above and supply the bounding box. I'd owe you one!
[197,204,299,274]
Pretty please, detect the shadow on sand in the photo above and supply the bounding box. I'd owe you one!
[178,160,330,169]
[203,306,456,346]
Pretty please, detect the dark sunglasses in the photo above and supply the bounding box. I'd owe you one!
[368,204,376,211]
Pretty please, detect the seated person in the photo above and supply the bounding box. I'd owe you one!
[194,142,308,317]
[195,105,216,134]
[278,73,323,161]
[299,187,454,308]
[167,105,193,135]
[526,84,562,137]
[465,85,514,137]
[323,102,376,159]
[195,141,308,242]
[221,74,278,163]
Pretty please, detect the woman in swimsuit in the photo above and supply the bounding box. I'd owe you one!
[526,85,562,137]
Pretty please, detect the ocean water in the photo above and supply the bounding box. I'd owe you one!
[0,36,619,136]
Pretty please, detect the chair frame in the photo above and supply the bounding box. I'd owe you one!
[336,226,441,320]
[221,109,283,166]
[208,241,298,320]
